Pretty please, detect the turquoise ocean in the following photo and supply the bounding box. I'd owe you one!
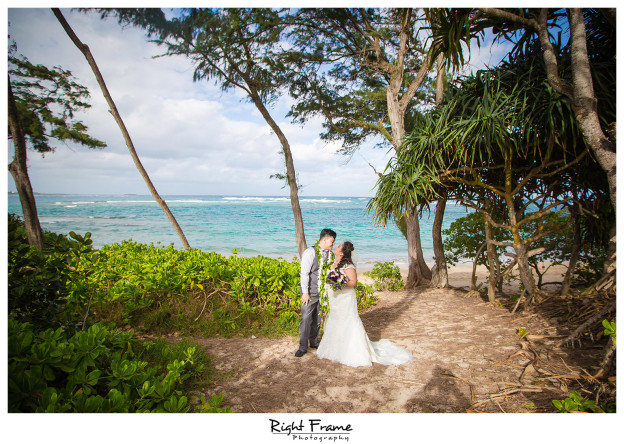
[7,194,471,268]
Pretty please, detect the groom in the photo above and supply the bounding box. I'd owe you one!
[295,228,336,357]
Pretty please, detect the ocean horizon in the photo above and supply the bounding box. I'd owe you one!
[8,193,473,268]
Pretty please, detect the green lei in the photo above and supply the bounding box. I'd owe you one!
[314,240,335,310]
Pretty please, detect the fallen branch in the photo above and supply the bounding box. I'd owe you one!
[555,300,616,348]
[467,387,543,411]
[511,289,526,314]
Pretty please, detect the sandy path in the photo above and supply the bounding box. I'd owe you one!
[191,280,578,413]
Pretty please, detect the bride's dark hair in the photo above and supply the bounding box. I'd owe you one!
[335,241,355,270]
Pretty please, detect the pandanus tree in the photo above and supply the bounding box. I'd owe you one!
[426,8,616,278]
[370,48,604,301]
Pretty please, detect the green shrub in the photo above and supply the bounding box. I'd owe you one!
[196,393,233,413]
[8,214,94,331]
[8,214,379,338]
[355,281,378,309]
[8,319,214,413]
[552,391,597,413]
[364,262,404,291]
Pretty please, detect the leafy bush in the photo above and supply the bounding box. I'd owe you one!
[8,214,94,331]
[355,281,378,309]
[8,214,380,338]
[364,262,404,291]
[552,391,597,413]
[8,319,213,413]
[196,393,233,413]
[66,240,303,335]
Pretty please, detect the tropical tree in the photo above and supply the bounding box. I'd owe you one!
[287,8,443,287]
[371,45,602,301]
[52,8,191,249]
[88,8,309,256]
[427,8,616,274]
[8,52,106,249]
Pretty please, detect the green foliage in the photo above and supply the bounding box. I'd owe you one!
[72,239,381,336]
[8,214,94,331]
[196,393,233,413]
[603,320,616,346]
[355,281,378,310]
[442,211,505,266]
[552,391,597,413]
[287,8,434,155]
[364,262,404,291]
[8,53,106,153]
[68,240,304,336]
[9,214,380,339]
[8,319,213,413]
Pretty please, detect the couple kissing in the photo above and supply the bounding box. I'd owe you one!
[296,228,413,367]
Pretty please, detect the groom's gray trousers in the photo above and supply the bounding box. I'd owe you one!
[299,297,321,351]
[298,245,323,352]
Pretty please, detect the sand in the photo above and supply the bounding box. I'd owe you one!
[188,263,597,413]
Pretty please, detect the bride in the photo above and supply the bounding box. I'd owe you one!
[316,241,413,367]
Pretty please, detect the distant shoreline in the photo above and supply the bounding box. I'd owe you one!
[9,192,376,199]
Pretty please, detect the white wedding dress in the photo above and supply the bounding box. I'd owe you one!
[317,265,413,367]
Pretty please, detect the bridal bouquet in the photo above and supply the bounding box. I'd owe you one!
[326,269,348,290]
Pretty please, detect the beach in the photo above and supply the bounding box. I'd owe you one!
[357,263,567,293]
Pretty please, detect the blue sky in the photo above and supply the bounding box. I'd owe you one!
[5,6,515,198]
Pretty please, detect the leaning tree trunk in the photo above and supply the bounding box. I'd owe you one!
[561,206,582,295]
[7,77,45,250]
[568,9,616,215]
[52,8,191,250]
[429,55,448,289]
[430,195,448,288]
[568,9,616,279]
[247,87,307,257]
[483,213,498,302]
[405,205,432,288]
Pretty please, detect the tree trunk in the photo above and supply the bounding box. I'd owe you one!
[483,213,498,302]
[568,9,616,213]
[472,241,487,291]
[504,156,537,297]
[568,9,616,279]
[561,207,581,295]
[245,87,307,257]
[430,196,448,288]
[8,77,45,250]
[405,205,431,288]
[52,8,191,250]
[384,18,431,286]
[513,242,537,297]
[435,52,445,106]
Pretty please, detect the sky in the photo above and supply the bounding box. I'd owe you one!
[5,6,513,198]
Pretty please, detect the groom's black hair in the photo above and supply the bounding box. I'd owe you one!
[320,228,336,240]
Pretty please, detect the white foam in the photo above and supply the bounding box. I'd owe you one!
[106,200,155,204]
[222,197,290,202]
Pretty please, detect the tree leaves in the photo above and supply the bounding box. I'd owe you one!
[8,54,106,153]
